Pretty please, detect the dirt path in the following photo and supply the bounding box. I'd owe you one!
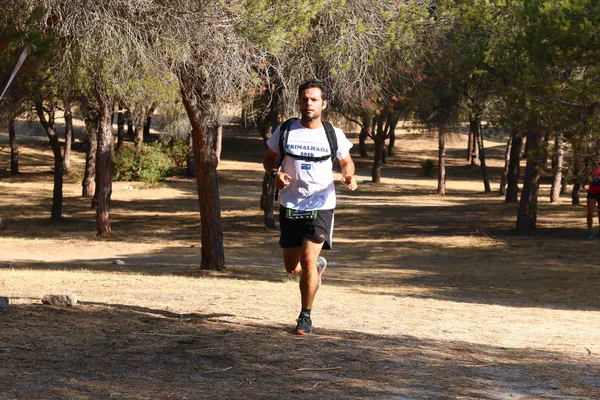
[1,125,599,399]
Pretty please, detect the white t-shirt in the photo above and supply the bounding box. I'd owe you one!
[267,119,353,211]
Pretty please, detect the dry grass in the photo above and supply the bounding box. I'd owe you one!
[1,123,599,399]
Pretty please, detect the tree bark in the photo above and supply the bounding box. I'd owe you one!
[35,101,64,220]
[143,103,156,139]
[516,117,543,232]
[505,130,522,203]
[550,134,563,203]
[83,107,98,198]
[371,118,385,183]
[473,115,491,192]
[116,103,126,152]
[467,126,473,163]
[499,134,512,196]
[8,117,19,175]
[358,114,369,157]
[257,82,279,229]
[179,76,225,271]
[63,99,73,172]
[135,124,143,147]
[94,98,114,237]
[438,126,446,195]
[387,120,397,157]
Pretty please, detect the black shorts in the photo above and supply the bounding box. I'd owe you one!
[279,206,334,250]
[587,192,600,202]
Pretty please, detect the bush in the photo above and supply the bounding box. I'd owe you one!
[419,159,435,177]
[160,136,190,174]
[113,143,174,186]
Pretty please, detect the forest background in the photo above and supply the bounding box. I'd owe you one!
[1,1,599,398]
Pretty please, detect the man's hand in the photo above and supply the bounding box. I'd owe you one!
[274,172,292,190]
[341,175,357,191]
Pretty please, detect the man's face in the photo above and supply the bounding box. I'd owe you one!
[299,87,327,122]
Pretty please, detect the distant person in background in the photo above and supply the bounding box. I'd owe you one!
[582,161,600,239]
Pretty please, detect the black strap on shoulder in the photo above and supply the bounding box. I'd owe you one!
[276,118,338,167]
[323,120,338,163]
[275,118,298,169]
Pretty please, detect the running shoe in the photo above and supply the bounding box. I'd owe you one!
[317,256,327,290]
[585,231,593,240]
[295,315,313,336]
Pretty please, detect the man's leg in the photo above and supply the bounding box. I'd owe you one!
[587,198,596,231]
[299,238,325,311]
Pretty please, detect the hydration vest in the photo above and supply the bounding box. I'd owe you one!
[275,118,338,170]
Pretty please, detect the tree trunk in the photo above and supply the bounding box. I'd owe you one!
[371,118,385,183]
[135,124,143,147]
[550,134,563,203]
[8,117,19,175]
[116,103,126,152]
[35,101,64,220]
[506,130,522,203]
[473,115,491,192]
[94,98,114,237]
[470,125,479,166]
[499,134,512,196]
[467,127,473,163]
[143,103,156,139]
[186,131,195,176]
[516,117,543,232]
[359,115,369,157]
[438,126,446,195]
[63,100,73,172]
[257,82,279,229]
[387,118,398,157]
[571,155,582,205]
[179,76,225,271]
[83,107,98,198]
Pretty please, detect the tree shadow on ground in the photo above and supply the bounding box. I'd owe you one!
[1,303,597,400]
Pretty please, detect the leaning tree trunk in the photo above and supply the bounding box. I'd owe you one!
[8,117,19,175]
[179,77,225,271]
[257,82,279,229]
[63,99,73,172]
[550,134,564,203]
[516,118,543,232]
[499,134,512,196]
[473,115,491,193]
[438,126,446,195]
[83,107,98,198]
[35,101,64,220]
[94,98,114,237]
[506,130,522,203]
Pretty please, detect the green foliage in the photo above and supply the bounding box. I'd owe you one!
[160,135,190,174]
[113,143,174,186]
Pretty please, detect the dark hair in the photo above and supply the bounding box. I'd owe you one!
[298,80,328,102]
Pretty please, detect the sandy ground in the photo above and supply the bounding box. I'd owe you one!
[0,119,599,399]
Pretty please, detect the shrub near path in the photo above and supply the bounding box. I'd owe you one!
[0,129,599,399]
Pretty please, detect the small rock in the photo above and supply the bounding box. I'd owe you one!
[0,297,9,313]
[41,293,77,307]
[113,259,125,265]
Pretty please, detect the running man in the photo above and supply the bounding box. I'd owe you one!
[263,80,357,335]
